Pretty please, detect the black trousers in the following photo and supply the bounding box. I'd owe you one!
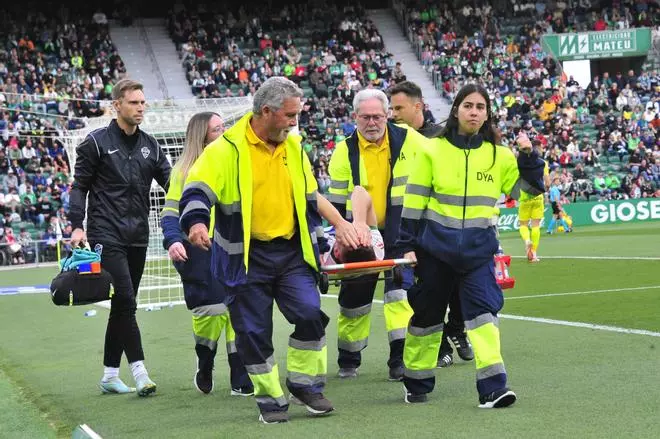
[93,242,147,368]
[439,284,466,355]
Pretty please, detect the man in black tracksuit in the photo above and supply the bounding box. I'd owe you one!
[70,79,171,397]
[388,81,474,367]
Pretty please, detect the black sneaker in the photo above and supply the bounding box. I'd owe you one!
[478,388,517,409]
[449,334,474,361]
[289,392,334,415]
[403,385,428,404]
[437,353,453,368]
[230,386,255,397]
[388,365,404,381]
[194,370,213,394]
[259,411,289,424]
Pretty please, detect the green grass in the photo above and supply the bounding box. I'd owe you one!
[1,222,659,438]
[499,221,660,258]
[0,259,178,288]
[0,368,56,439]
[0,266,58,287]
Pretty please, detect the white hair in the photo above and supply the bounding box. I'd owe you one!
[352,89,388,115]
[252,76,303,114]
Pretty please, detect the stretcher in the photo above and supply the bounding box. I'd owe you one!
[318,258,414,294]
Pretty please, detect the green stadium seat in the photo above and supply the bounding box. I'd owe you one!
[303,88,315,98]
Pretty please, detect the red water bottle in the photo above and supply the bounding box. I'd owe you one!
[494,247,515,290]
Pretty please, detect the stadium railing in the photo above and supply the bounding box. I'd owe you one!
[138,18,170,100]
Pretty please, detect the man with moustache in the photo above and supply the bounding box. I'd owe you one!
[327,88,430,381]
[179,76,360,424]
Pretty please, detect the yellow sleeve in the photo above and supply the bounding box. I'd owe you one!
[302,151,318,194]
[179,141,226,233]
[183,142,225,201]
[403,143,433,214]
[327,142,351,204]
[499,146,521,196]
[164,169,183,205]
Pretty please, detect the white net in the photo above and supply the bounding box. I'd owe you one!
[60,97,253,307]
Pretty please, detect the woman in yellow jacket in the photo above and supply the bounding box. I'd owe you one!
[397,84,545,408]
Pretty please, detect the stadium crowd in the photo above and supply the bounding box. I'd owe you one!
[2,0,660,265]
[396,0,660,203]
[169,0,412,194]
[0,4,127,264]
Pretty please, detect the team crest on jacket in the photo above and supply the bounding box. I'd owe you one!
[141,146,150,159]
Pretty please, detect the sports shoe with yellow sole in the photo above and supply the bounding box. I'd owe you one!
[135,374,157,397]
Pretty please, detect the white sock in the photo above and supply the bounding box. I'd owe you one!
[102,367,119,382]
[129,361,147,380]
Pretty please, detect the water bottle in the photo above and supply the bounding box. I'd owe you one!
[494,247,515,289]
[494,254,505,281]
[84,309,97,317]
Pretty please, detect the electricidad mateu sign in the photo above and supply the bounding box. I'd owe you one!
[542,28,651,61]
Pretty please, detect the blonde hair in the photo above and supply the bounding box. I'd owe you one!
[172,112,221,184]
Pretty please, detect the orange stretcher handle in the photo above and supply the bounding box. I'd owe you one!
[321,258,411,274]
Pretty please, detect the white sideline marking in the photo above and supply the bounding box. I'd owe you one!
[319,295,660,337]
[95,299,186,310]
[0,262,58,272]
[510,255,660,261]
[506,285,660,300]
[4,284,657,337]
[74,423,104,439]
[499,314,660,338]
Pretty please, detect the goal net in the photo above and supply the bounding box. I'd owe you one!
[60,97,253,308]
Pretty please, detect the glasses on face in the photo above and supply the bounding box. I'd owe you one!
[357,114,386,123]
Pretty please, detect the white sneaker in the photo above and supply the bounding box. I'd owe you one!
[135,374,157,397]
[99,377,135,394]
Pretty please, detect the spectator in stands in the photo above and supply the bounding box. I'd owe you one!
[593,172,611,199]
[1,226,24,264]
[17,227,34,263]
[397,0,659,201]
[0,4,125,258]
